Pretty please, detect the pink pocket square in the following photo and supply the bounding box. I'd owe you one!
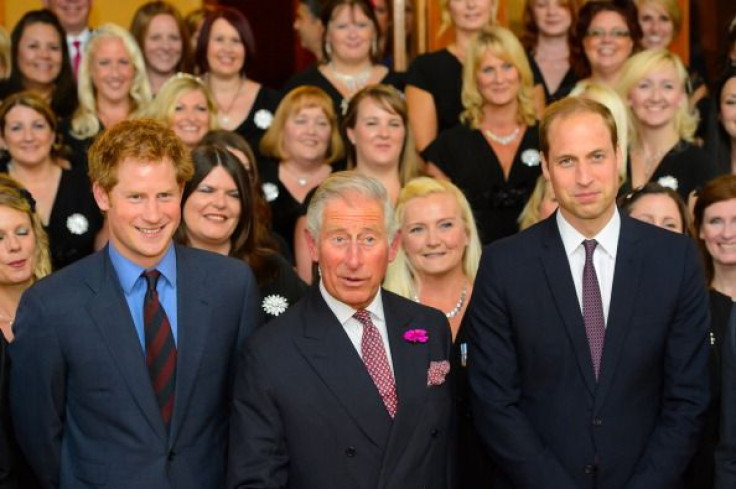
[427,360,450,386]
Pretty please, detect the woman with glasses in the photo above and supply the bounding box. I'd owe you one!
[617,49,717,204]
[573,1,641,88]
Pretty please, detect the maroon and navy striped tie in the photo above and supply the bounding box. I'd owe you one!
[143,270,177,431]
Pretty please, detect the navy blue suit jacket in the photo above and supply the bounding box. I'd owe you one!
[9,245,260,489]
[468,213,710,489]
[227,287,454,489]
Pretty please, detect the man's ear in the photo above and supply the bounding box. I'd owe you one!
[305,227,319,264]
[92,182,110,212]
[388,229,401,262]
[541,153,550,180]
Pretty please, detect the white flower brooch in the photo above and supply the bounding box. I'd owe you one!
[254,109,274,130]
[66,213,89,235]
[657,175,679,191]
[262,294,289,316]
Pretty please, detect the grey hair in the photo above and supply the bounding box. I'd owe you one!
[306,171,398,240]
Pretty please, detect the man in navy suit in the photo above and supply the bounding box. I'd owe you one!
[227,172,454,489]
[9,119,260,488]
[468,97,710,488]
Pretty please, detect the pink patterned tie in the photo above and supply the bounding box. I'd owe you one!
[582,240,606,380]
[354,309,398,418]
[72,40,81,78]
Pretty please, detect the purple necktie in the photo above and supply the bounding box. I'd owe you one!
[354,309,398,418]
[143,270,177,430]
[582,239,606,380]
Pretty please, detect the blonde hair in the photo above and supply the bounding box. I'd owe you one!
[134,72,218,132]
[633,0,682,34]
[72,24,152,140]
[518,175,551,231]
[0,26,10,79]
[616,49,697,147]
[0,175,51,280]
[260,86,344,164]
[438,0,497,35]
[570,80,629,181]
[460,26,537,129]
[384,177,481,299]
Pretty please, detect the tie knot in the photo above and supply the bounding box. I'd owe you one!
[73,40,81,48]
[583,239,598,259]
[353,309,372,327]
[143,269,161,292]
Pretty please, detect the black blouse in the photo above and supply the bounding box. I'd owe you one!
[423,124,542,244]
[526,52,578,104]
[405,49,464,134]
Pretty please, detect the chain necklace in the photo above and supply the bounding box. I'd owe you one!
[328,62,372,93]
[484,126,521,146]
[636,145,670,180]
[413,284,468,319]
[213,77,244,126]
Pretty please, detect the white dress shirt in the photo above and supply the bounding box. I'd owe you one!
[556,210,621,326]
[319,281,395,374]
[66,28,91,62]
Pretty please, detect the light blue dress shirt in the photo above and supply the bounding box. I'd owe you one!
[108,243,179,350]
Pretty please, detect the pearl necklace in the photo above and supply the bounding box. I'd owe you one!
[328,62,372,93]
[484,126,521,146]
[413,284,468,319]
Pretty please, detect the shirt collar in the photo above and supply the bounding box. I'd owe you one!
[67,28,91,45]
[319,280,385,325]
[556,208,620,259]
[108,242,177,294]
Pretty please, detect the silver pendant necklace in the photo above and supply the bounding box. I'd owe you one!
[329,62,372,93]
[484,126,520,146]
[413,284,468,319]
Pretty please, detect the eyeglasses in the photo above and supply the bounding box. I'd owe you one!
[585,28,631,39]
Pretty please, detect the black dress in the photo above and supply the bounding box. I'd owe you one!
[622,140,719,201]
[259,254,308,321]
[405,49,464,134]
[0,161,103,270]
[684,290,728,489]
[423,124,542,244]
[452,315,495,489]
[526,53,578,104]
[232,86,282,164]
[282,65,405,119]
[259,158,324,258]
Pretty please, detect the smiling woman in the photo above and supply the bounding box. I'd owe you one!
[177,145,306,318]
[0,9,78,119]
[130,1,192,96]
[0,92,103,270]
[135,72,218,150]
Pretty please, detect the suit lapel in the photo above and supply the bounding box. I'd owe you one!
[169,246,211,442]
[540,218,596,394]
[294,290,392,448]
[85,251,167,441]
[378,291,430,486]
[595,216,643,406]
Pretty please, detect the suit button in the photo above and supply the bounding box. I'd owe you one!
[168,450,176,462]
[592,417,602,427]
[345,447,356,457]
[430,429,439,438]
[584,464,596,475]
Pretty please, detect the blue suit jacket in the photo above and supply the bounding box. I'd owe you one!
[9,245,260,489]
[227,287,455,489]
[468,213,710,489]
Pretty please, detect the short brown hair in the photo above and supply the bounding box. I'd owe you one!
[693,175,736,286]
[130,1,192,74]
[260,86,344,164]
[88,119,194,192]
[0,91,67,161]
[539,97,618,160]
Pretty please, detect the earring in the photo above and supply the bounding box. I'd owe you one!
[325,41,332,58]
[371,37,378,58]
